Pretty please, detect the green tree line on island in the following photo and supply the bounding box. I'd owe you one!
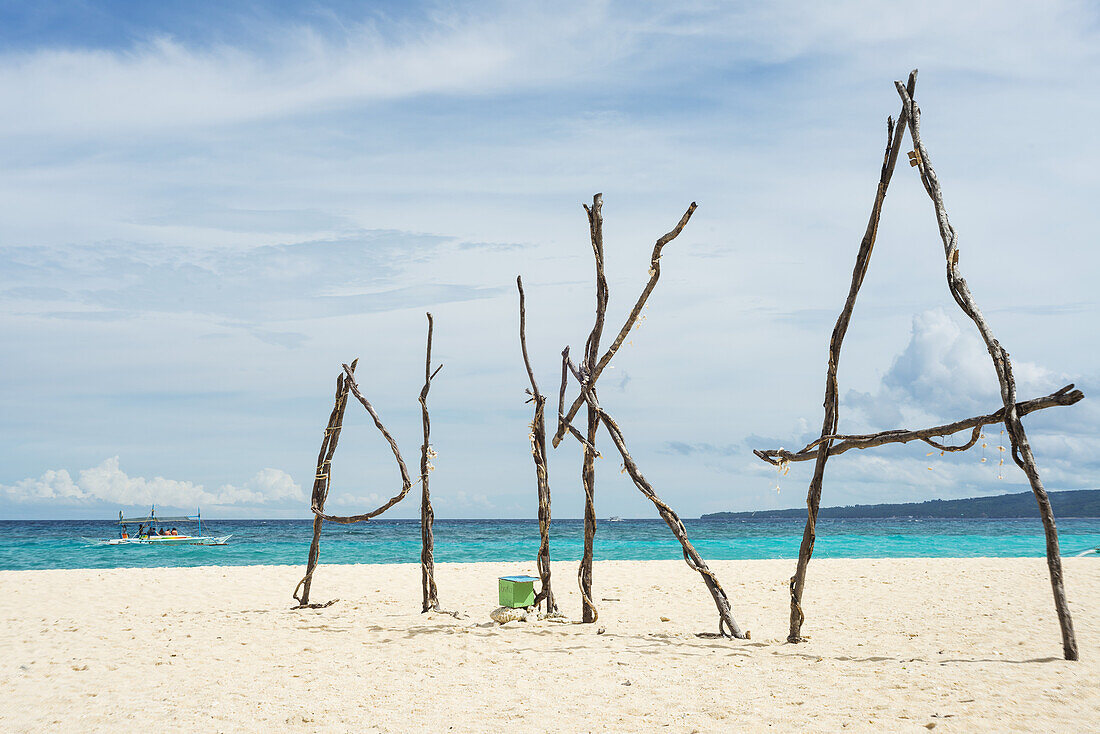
[701,489,1100,520]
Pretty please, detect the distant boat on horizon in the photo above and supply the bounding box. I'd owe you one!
[608,516,622,522]
[83,506,231,546]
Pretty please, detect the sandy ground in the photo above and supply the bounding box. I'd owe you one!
[1,558,1097,732]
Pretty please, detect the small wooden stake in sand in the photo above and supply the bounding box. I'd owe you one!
[754,70,1081,660]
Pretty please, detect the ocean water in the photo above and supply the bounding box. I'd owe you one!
[1,517,1098,571]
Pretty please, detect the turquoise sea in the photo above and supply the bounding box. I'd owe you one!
[1,518,1099,571]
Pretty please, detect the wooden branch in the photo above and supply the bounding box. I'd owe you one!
[785,70,916,644]
[556,347,599,454]
[292,359,357,608]
[896,79,1079,660]
[552,200,698,448]
[310,364,414,523]
[558,369,748,638]
[548,193,746,637]
[754,385,1084,465]
[420,312,440,613]
[578,194,606,624]
[517,277,557,614]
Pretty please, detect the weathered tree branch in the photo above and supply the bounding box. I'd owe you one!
[556,361,748,637]
[551,193,746,637]
[420,312,441,613]
[517,277,557,614]
[783,70,917,643]
[556,347,599,454]
[578,194,607,624]
[596,406,748,638]
[754,384,1083,465]
[309,364,414,523]
[552,200,698,448]
[896,79,1079,660]
[292,359,357,608]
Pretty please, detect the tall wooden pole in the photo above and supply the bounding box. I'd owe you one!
[419,313,442,612]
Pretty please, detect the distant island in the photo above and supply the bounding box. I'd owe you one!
[701,489,1100,519]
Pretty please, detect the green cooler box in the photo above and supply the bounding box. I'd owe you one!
[498,575,538,608]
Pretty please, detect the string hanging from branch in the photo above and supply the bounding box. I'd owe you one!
[754,70,1081,660]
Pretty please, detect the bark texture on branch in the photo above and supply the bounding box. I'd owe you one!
[517,277,557,613]
[755,384,1083,465]
[292,359,357,608]
[419,312,443,613]
[895,79,1078,660]
[783,71,916,643]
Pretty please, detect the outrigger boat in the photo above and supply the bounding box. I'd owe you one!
[87,506,231,546]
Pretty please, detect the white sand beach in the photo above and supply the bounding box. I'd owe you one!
[2,558,1097,732]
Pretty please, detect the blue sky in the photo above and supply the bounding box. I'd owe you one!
[1,0,1099,519]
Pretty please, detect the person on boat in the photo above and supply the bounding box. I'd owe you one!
[121,529,128,539]
[170,528,178,536]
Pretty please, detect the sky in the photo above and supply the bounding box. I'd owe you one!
[1,0,1098,519]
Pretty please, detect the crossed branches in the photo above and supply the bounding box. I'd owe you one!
[538,193,747,638]
[755,70,1081,660]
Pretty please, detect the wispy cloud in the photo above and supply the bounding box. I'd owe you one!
[0,231,506,326]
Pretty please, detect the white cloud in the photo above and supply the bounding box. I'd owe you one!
[796,308,1100,500]
[0,457,302,508]
[0,5,629,137]
[9,468,82,500]
[846,308,1063,428]
[4,1,1093,138]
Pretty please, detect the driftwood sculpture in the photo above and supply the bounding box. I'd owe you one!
[754,70,1081,660]
[291,356,417,608]
[551,194,748,638]
[517,277,557,613]
[419,313,444,612]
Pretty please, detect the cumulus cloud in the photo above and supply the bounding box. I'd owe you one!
[0,457,302,508]
[807,308,1100,499]
[846,308,1063,428]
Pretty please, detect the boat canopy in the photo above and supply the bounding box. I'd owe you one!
[118,506,202,524]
